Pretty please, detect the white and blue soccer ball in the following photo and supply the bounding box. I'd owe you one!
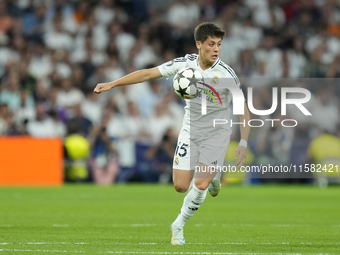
[173,67,203,99]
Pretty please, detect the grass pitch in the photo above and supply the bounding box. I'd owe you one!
[0,184,339,254]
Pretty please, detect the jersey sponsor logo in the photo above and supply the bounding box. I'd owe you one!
[197,82,223,106]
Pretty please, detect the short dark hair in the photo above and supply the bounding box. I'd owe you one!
[194,22,226,43]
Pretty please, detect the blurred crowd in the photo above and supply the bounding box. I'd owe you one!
[0,0,340,183]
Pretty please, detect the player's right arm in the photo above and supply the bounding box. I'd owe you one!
[94,56,188,94]
[94,67,162,94]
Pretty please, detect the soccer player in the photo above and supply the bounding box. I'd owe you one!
[94,22,250,245]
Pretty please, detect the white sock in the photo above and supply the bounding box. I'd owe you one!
[172,183,207,227]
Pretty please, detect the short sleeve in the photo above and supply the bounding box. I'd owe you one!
[157,56,188,79]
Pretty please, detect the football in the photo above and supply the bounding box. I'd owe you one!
[173,67,203,99]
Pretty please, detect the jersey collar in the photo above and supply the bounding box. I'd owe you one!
[196,57,220,70]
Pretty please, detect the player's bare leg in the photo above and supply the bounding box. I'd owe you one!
[194,162,217,187]
[170,164,217,245]
[172,169,193,193]
[192,163,222,197]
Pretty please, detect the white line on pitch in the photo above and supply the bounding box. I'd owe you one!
[0,249,336,255]
[130,224,157,227]
[102,252,255,254]
[111,224,157,227]
[26,242,88,245]
[0,249,85,253]
[1,241,340,246]
[0,249,288,254]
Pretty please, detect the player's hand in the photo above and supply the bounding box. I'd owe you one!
[94,82,112,94]
[235,146,247,168]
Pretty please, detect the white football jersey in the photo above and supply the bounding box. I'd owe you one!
[158,53,242,138]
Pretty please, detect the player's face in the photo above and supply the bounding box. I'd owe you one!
[196,36,222,65]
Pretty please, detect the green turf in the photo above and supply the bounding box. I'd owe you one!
[0,184,339,254]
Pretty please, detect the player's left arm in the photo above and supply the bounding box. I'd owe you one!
[235,101,250,168]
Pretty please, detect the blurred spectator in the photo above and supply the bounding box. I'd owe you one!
[287,37,307,78]
[0,1,14,34]
[145,128,178,183]
[0,73,34,111]
[94,0,115,26]
[105,56,125,83]
[21,4,46,41]
[70,64,84,90]
[44,15,73,51]
[3,110,22,135]
[67,103,93,137]
[255,113,294,166]
[112,85,133,115]
[138,79,164,117]
[167,0,200,31]
[107,22,136,63]
[73,1,89,25]
[79,47,96,82]
[86,65,108,91]
[247,0,286,29]
[132,39,159,70]
[45,86,68,123]
[28,42,53,79]
[123,101,150,143]
[310,87,340,134]
[33,78,49,103]
[291,10,315,38]
[199,0,217,21]
[147,102,174,144]
[0,103,10,135]
[75,11,108,52]
[89,112,119,184]
[46,0,74,20]
[235,49,257,78]
[26,103,65,137]
[56,77,84,117]
[219,24,245,67]
[254,35,282,77]
[234,15,263,50]
[15,90,35,127]
[106,101,139,172]
[306,24,340,65]
[304,45,327,77]
[81,90,103,126]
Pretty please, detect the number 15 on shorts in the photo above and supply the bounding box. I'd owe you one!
[175,142,188,157]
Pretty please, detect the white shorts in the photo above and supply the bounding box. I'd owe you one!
[173,128,231,171]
